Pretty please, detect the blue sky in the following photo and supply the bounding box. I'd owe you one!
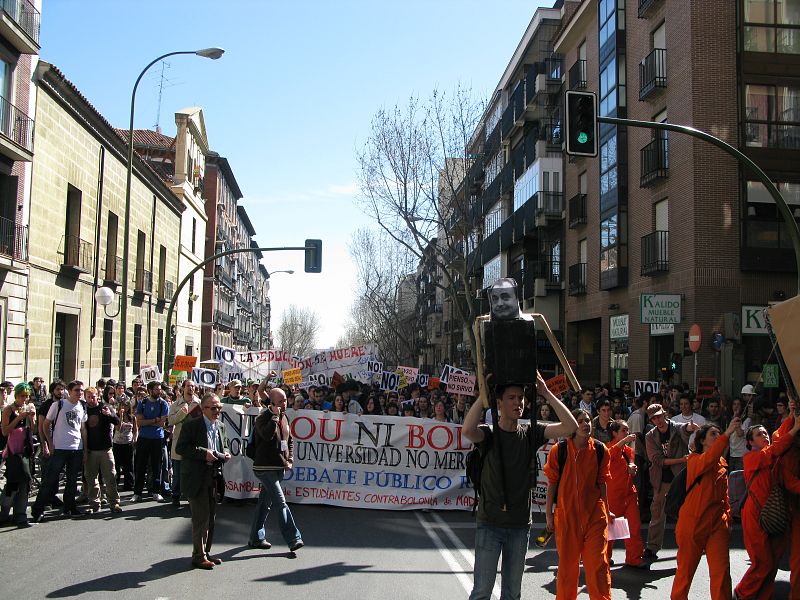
[41,0,549,349]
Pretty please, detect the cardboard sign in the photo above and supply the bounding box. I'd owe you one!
[545,374,569,396]
[696,378,716,401]
[446,372,476,396]
[191,367,218,387]
[397,366,418,384]
[139,365,162,385]
[417,373,430,388]
[397,370,409,389]
[173,355,198,372]
[634,380,660,397]
[440,364,467,385]
[367,361,384,374]
[283,367,302,386]
[213,344,236,364]
[168,369,187,386]
[427,377,440,391]
[380,371,401,392]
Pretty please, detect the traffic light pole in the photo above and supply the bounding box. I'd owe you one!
[162,244,315,382]
[598,116,800,295]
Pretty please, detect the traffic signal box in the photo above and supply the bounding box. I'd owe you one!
[565,90,598,157]
[305,239,322,273]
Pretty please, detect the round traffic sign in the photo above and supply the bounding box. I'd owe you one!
[688,324,702,353]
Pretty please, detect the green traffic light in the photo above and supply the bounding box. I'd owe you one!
[577,132,588,144]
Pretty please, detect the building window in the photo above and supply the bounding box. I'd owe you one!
[485,202,503,236]
[102,319,113,377]
[600,135,618,196]
[483,255,501,288]
[599,0,617,49]
[745,84,800,148]
[514,162,536,211]
[188,273,195,322]
[600,215,619,273]
[133,324,141,374]
[157,328,164,372]
[600,57,617,117]
[744,180,800,248]
[486,150,503,185]
[744,0,800,54]
[191,217,197,254]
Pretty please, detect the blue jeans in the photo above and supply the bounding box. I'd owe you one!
[32,449,83,515]
[469,523,530,600]
[248,470,301,547]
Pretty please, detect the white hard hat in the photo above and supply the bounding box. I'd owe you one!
[741,384,755,395]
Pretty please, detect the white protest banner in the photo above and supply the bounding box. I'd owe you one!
[447,372,476,396]
[634,380,661,397]
[139,365,161,385]
[191,367,219,388]
[397,366,418,384]
[380,370,401,392]
[440,364,467,385]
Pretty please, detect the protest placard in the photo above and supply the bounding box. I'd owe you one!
[446,372,476,396]
[545,374,569,396]
[283,367,302,386]
[173,355,197,372]
[139,365,161,385]
[191,367,218,388]
[397,366,418,384]
[634,380,660,397]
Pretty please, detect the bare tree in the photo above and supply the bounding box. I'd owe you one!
[275,305,319,357]
[356,86,485,368]
[342,228,420,366]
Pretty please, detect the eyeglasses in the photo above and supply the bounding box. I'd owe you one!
[205,406,222,412]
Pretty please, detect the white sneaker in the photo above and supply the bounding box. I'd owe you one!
[152,493,164,502]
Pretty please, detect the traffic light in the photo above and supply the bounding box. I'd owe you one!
[304,239,322,273]
[565,90,598,157]
[670,352,681,374]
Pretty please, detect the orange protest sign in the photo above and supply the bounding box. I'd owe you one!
[283,368,302,386]
[172,355,198,372]
[428,377,440,391]
[545,374,570,396]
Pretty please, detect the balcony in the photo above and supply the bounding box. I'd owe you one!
[568,59,587,90]
[568,193,587,228]
[0,0,40,53]
[238,295,252,314]
[534,258,562,287]
[216,266,235,291]
[641,231,669,276]
[535,191,564,221]
[568,262,587,296]
[639,48,667,100]
[60,234,92,273]
[640,137,669,187]
[134,269,152,295]
[234,329,251,345]
[214,309,235,329]
[638,0,663,19]
[0,95,34,161]
[102,255,123,284]
[158,279,175,302]
[0,215,26,262]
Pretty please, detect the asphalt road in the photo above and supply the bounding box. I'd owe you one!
[0,493,791,599]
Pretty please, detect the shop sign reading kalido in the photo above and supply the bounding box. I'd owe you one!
[640,294,681,324]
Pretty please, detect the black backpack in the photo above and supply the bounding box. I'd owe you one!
[553,438,606,503]
[465,427,492,511]
[664,467,702,521]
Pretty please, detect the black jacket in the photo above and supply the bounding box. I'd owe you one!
[252,411,293,470]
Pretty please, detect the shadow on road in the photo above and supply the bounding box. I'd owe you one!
[254,561,373,585]
[525,550,677,599]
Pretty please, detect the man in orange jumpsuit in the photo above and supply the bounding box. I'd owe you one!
[671,419,739,600]
[544,409,612,600]
[606,420,645,568]
[735,417,799,600]
[775,402,800,599]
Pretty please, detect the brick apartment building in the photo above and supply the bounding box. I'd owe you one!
[444,0,799,398]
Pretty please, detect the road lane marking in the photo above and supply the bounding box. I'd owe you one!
[415,512,500,600]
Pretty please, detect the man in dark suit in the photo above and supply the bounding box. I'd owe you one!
[176,392,230,570]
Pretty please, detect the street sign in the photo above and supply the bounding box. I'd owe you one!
[640,294,681,324]
[688,323,702,353]
[763,364,779,388]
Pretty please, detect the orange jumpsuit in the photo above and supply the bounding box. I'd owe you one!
[780,435,800,599]
[605,443,644,566]
[544,437,611,600]
[734,429,794,600]
[671,433,732,600]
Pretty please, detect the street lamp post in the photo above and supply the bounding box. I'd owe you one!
[119,47,224,382]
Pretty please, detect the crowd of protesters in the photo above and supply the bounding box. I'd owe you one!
[3,371,800,597]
